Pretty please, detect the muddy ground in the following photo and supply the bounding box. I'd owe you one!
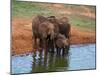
[12,17,96,55]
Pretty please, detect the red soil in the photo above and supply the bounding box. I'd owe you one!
[12,17,96,55]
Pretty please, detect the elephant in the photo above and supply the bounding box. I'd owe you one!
[47,16,71,53]
[58,17,70,39]
[32,15,71,53]
[32,15,57,51]
[55,34,69,55]
[48,16,71,39]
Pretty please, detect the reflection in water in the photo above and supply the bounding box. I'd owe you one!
[11,44,96,74]
[31,50,69,73]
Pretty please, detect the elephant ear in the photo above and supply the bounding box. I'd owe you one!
[37,15,48,23]
[32,15,49,26]
[58,17,69,24]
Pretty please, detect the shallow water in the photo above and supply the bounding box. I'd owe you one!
[11,44,96,74]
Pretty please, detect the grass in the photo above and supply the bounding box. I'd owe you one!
[68,14,96,31]
[12,0,57,17]
[12,0,96,31]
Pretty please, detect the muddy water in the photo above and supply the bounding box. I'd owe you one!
[11,44,96,74]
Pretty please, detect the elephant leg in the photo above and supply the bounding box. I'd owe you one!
[62,48,65,56]
[66,45,70,54]
[57,47,60,55]
[46,40,50,52]
[64,45,70,55]
[50,40,55,53]
[33,37,38,50]
[56,47,58,54]
[39,39,44,50]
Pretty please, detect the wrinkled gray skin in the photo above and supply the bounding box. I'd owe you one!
[32,15,57,50]
[55,34,69,55]
[47,16,70,53]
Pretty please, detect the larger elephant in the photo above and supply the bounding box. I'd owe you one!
[48,16,71,39]
[32,15,58,51]
[47,16,71,53]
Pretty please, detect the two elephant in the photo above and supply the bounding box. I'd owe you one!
[32,15,70,55]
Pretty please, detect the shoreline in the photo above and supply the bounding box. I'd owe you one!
[12,42,96,56]
[12,18,96,55]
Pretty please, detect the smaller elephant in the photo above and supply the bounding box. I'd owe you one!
[55,34,69,55]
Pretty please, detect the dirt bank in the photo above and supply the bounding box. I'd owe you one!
[12,18,96,55]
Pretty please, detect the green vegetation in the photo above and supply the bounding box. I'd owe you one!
[12,0,57,17]
[12,0,96,31]
[68,14,96,31]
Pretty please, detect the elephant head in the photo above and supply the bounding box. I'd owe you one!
[55,34,69,48]
[38,21,55,40]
